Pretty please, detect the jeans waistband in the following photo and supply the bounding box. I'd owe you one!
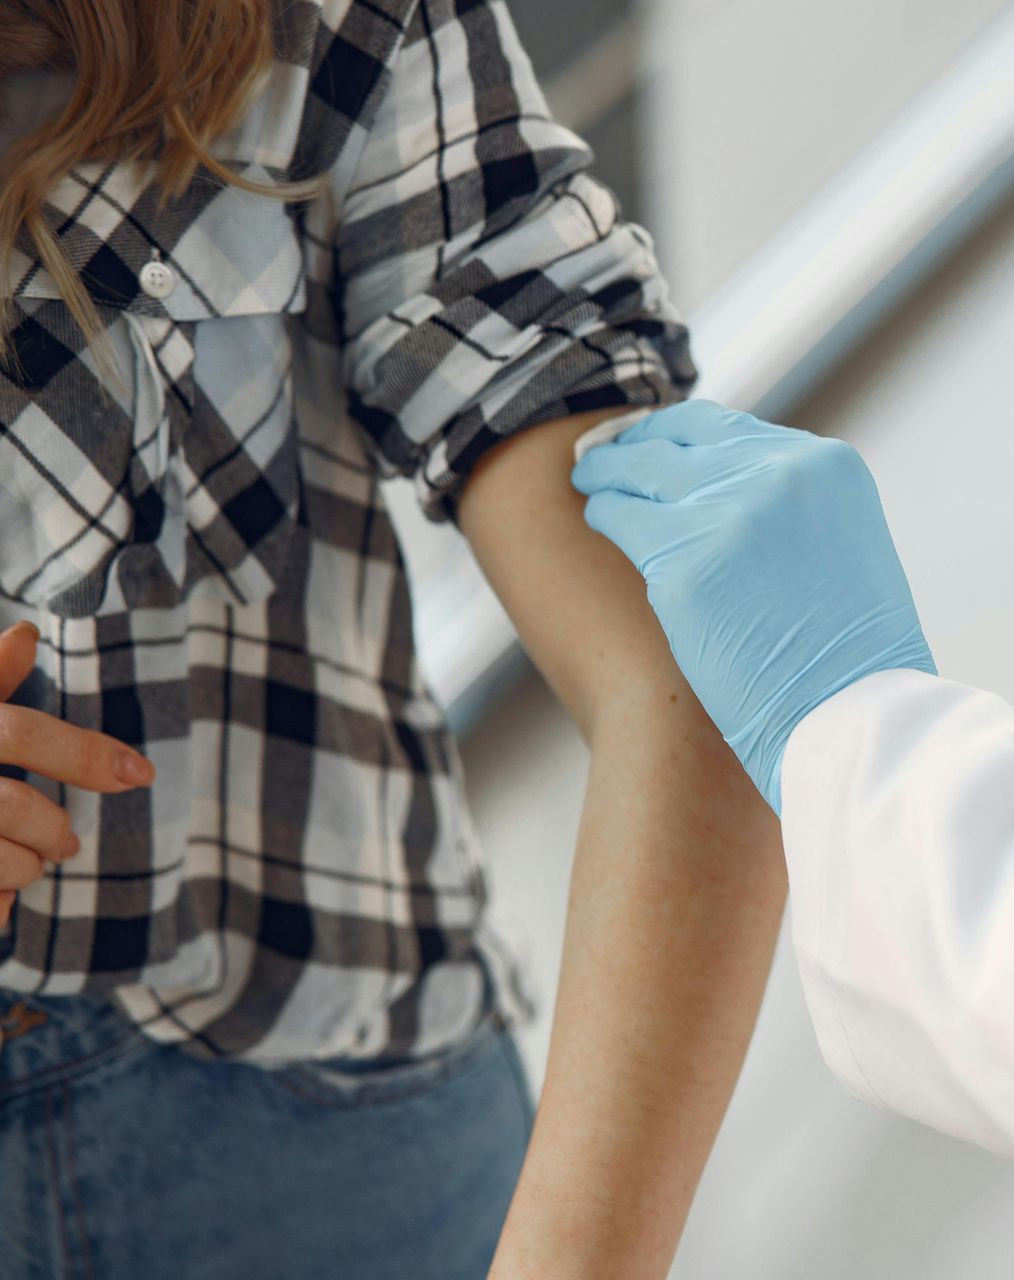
[0,945,504,1095]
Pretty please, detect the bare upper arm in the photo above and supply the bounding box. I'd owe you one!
[457,411,695,743]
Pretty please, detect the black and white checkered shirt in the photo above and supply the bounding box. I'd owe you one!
[0,0,696,1065]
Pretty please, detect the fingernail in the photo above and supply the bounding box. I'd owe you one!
[61,831,80,857]
[116,752,155,786]
[8,621,39,640]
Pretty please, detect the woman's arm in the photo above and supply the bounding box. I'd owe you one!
[458,407,788,1280]
[319,6,776,1257]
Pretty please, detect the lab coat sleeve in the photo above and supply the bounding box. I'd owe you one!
[779,667,1014,1156]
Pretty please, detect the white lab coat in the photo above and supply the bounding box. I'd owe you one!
[780,667,1014,1157]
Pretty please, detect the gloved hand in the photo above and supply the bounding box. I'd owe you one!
[571,399,937,814]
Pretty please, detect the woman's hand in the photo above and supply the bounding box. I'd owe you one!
[0,621,156,929]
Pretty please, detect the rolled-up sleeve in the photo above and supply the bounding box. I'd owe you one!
[333,0,697,520]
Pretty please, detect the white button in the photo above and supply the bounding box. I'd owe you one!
[139,259,176,299]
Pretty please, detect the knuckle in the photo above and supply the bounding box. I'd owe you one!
[776,436,851,494]
[22,853,44,887]
[0,704,22,751]
[0,706,46,763]
[0,778,31,827]
[20,711,43,754]
[0,842,43,890]
[818,438,873,494]
[816,435,862,473]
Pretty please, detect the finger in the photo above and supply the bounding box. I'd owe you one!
[0,889,14,930]
[615,398,803,449]
[574,436,745,505]
[573,438,704,502]
[0,622,40,704]
[0,704,156,793]
[583,488,686,572]
[0,778,80,863]
[0,837,45,891]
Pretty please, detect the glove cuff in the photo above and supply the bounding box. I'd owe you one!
[731,639,938,815]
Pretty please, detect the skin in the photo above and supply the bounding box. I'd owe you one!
[457,407,788,1278]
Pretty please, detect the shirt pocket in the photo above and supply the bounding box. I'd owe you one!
[3,191,310,618]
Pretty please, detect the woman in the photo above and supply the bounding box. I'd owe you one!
[0,2,786,1277]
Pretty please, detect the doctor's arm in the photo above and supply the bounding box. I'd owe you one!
[779,669,1014,1156]
[574,399,1014,1154]
[458,408,787,1279]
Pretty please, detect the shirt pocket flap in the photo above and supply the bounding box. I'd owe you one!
[11,170,308,323]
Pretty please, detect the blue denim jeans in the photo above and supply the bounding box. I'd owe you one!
[0,975,536,1279]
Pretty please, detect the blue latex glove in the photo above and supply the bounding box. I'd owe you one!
[571,399,937,814]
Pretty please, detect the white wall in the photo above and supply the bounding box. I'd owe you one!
[643,0,1012,308]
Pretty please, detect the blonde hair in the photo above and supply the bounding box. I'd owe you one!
[0,0,330,397]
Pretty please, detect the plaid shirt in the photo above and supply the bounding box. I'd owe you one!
[0,0,696,1066]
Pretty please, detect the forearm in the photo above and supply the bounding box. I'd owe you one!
[489,678,786,1278]
[458,406,787,1278]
